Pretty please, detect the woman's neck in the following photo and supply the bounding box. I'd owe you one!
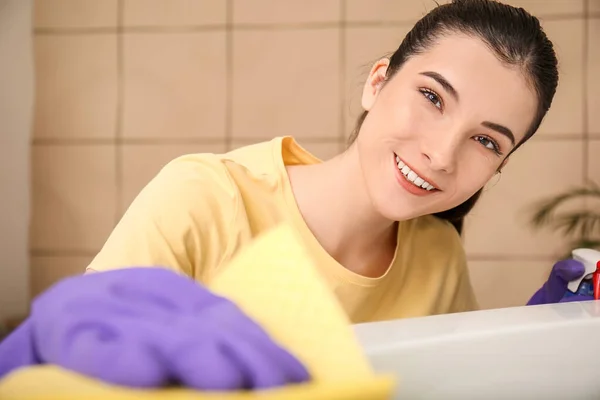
[286,146,398,278]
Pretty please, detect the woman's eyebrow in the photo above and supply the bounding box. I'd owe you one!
[481,121,515,146]
[419,71,459,101]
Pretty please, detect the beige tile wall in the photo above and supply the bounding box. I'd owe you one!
[30,0,599,309]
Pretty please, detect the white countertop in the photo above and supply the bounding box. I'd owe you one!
[354,301,600,399]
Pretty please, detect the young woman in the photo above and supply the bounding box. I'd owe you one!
[86,0,560,321]
[1,0,591,392]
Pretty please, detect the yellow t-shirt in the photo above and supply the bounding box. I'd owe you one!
[86,136,478,323]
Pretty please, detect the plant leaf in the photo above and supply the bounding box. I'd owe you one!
[529,185,600,230]
[550,211,600,238]
[568,239,600,253]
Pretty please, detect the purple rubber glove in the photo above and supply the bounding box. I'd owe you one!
[0,267,310,390]
[527,259,594,305]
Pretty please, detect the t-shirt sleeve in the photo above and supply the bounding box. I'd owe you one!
[85,155,237,281]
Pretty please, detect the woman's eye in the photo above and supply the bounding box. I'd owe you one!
[420,89,442,109]
[474,135,501,154]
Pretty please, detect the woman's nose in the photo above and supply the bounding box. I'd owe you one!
[420,133,460,174]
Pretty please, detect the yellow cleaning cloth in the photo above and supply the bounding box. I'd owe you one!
[209,222,375,382]
[0,223,395,399]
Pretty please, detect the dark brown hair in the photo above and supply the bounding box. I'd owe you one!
[349,0,558,234]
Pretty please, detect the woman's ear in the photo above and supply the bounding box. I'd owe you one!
[361,58,390,111]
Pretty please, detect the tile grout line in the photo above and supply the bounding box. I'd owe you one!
[31,138,250,145]
[582,0,590,185]
[30,134,596,146]
[34,27,117,34]
[31,13,590,35]
[225,0,233,150]
[466,255,564,262]
[114,0,125,222]
[338,0,347,151]
[30,249,99,258]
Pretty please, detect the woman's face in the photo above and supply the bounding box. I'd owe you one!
[356,33,538,222]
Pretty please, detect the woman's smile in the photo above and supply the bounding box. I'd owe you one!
[393,153,440,196]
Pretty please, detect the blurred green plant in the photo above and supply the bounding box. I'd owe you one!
[529,180,600,255]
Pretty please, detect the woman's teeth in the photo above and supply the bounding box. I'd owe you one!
[395,156,436,191]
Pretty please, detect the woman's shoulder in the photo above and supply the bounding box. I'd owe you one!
[159,136,288,181]
[136,137,291,232]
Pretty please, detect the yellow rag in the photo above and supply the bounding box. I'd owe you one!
[0,223,395,399]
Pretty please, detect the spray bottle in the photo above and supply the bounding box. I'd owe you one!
[562,248,600,299]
